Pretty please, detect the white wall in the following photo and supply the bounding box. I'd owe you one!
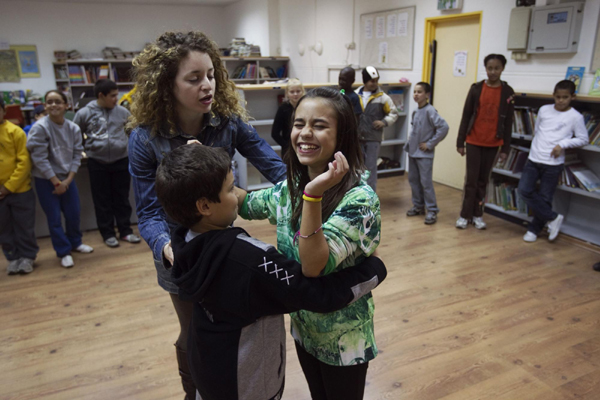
[223,0,272,56]
[278,0,600,94]
[0,0,228,95]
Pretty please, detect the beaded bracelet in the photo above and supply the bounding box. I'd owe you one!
[293,225,323,245]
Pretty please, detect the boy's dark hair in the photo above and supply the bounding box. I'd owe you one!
[34,105,46,115]
[94,79,118,98]
[415,82,432,94]
[44,90,68,104]
[484,54,507,67]
[554,79,576,95]
[156,144,232,229]
[287,86,365,229]
[0,97,4,110]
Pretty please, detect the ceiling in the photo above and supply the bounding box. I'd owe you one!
[16,0,239,6]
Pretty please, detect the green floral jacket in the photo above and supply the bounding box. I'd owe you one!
[240,176,381,366]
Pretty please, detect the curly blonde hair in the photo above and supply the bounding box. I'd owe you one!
[127,31,248,136]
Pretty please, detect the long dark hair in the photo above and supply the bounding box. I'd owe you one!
[287,87,365,229]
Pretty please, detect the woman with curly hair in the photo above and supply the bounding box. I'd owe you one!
[127,31,286,399]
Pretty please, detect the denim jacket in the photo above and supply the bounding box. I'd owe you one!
[128,113,287,293]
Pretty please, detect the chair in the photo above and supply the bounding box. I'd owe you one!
[5,105,24,127]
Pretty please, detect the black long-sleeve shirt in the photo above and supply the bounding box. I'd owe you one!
[271,101,294,156]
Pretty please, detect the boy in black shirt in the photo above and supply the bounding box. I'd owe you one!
[156,144,386,400]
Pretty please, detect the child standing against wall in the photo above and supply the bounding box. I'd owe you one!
[272,78,305,156]
[405,82,449,224]
[518,80,588,242]
[356,66,399,191]
[0,98,39,274]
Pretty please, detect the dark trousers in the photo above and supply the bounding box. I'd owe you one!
[35,177,82,258]
[518,160,563,235]
[461,144,498,220]
[0,189,39,261]
[360,141,381,191]
[169,293,196,400]
[295,341,369,400]
[408,156,438,213]
[87,157,133,240]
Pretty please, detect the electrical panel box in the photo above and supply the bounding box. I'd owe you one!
[507,7,532,50]
[527,2,584,53]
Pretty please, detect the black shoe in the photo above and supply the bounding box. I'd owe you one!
[406,207,425,217]
[424,211,437,225]
[593,262,600,272]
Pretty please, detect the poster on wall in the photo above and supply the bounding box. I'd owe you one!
[0,49,21,82]
[11,45,40,78]
[453,51,468,77]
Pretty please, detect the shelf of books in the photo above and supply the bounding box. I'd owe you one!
[485,91,600,246]
[54,60,135,109]
[222,57,289,84]
[232,82,410,191]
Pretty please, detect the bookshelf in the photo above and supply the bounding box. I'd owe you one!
[233,82,410,191]
[485,91,600,246]
[53,59,135,109]
[221,56,289,84]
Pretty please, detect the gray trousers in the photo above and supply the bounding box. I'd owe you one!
[408,156,439,213]
[0,189,39,261]
[361,141,381,191]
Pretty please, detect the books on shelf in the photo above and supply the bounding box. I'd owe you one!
[486,179,529,214]
[564,162,600,192]
[54,65,68,80]
[565,66,585,94]
[68,64,113,84]
[589,69,600,97]
[496,145,529,174]
[513,107,537,137]
[387,89,405,112]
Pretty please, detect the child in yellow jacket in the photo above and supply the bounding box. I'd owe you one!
[0,98,38,274]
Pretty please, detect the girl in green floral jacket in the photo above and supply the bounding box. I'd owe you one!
[239,87,381,399]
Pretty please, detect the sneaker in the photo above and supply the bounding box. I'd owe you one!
[523,231,538,243]
[121,234,141,244]
[456,217,468,229]
[472,216,487,230]
[61,255,74,268]
[424,211,437,225]
[6,259,20,275]
[105,237,119,248]
[406,207,425,217]
[74,244,94,253]
[17,258,34,274]
[547,214,564,241]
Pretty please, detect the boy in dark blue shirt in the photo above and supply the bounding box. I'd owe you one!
[338,66,362,118]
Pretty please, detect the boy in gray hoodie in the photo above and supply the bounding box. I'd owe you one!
[404,82,449,224]
[74,79,140,247]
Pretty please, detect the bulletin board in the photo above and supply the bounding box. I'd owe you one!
[359,6,415,70]
[591,10,600,72]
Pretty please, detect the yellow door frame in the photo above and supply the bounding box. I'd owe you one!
[421,11,483,83]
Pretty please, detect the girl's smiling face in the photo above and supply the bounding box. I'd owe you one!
[45,92,67,121]
[173,51,216,119]
[291,97,338,176]
[287,85,303,107]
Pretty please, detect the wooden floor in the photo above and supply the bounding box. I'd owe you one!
[1,175,599,400]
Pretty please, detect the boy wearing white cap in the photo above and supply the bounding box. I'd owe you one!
[356,66,399,190]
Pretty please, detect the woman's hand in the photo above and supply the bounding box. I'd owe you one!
[304,152,349,196]
[457,147,466,156]
[163,241,174,266]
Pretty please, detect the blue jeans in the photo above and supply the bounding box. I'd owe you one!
[35,178,83,257]
[517,160,563,235]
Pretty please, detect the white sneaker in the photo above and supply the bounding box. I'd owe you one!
[472,217,487,230]
[61,255,74,268]
[548,214,564,241]
[74,244,94,253]
[456,217,468,229]
[523,231,538,242]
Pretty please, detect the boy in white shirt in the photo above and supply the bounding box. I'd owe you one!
[518,80,588,242]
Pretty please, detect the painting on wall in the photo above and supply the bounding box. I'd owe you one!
[438,0,462,10]
[0,49,21,82]
[11,45,40,78]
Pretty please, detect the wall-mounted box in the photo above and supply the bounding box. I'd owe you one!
[507,7,532,50]
[527,2,584,53]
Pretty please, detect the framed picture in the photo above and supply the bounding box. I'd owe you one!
[0,49,21,82]
[11,45,40,78]
[438,0,462,10]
